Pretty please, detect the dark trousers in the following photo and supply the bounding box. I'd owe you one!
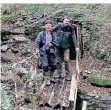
[40,48,56,72]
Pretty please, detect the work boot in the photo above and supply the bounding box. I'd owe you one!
[50,70,56,83]
[65,61,71,81]
[54,70,60,78]
[46,78,51,86]
[66,73,71,81]
[61,62,66,79]
[44,71,51,86]
[54,62,61,78]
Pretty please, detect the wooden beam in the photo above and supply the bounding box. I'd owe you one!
[82,100,87,110]
[69,73,76,101]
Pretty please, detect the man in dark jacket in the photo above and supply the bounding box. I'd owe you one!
[34,19,56,85]
[52,17,79,81]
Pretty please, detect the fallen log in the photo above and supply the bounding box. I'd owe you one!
[1,30,24,35]
[12,35,28,42]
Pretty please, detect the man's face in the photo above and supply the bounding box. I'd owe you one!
[45,23,52,31]
[63,18,70,25]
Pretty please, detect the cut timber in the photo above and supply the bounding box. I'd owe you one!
[69,73,76,101]
[12,35,28,42]
[1,30,24,35]
[82,100,87,110]
[11,28,25,34]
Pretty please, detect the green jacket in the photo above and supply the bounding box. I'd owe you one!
[52,23,78,60]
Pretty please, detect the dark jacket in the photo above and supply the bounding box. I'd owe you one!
[52,23,78,60]
[34,31,55,56]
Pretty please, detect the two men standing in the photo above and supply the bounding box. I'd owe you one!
[34,17,78,85]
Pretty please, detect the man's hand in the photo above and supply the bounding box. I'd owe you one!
[76,47,79,52]
[36,49,39,55]
[47,43,53,47]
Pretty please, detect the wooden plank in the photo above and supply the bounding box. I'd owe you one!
[62,81,71,107]
[69,73,76,101]
[45,90,54,107]
[82,100,87,110]
[53,78,66,109]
